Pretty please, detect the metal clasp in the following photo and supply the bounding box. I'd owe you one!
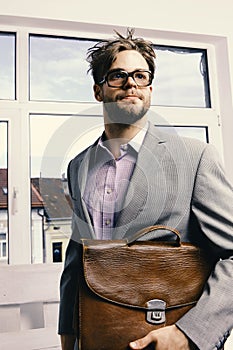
[146,299,166,325]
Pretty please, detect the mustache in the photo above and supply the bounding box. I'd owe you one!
[116,92,142,100]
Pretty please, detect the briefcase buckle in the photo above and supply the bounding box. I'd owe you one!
[146,299,166,325]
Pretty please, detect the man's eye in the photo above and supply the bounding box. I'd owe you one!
[110,72,125,80]
[135,73,147,80]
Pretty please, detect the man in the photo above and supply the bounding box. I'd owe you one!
[58,29,233,350]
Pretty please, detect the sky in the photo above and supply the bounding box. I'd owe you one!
[0,122,7,168]
[0,34,15,99]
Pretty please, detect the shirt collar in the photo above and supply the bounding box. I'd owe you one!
[98,121,148,154]
[128,121,148,153]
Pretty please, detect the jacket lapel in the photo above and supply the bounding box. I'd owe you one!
[77,146,96,238]
[112,123,167,239]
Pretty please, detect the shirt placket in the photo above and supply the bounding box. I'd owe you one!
[102,159,116,240]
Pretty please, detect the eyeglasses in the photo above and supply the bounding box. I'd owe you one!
[99,69,153,88]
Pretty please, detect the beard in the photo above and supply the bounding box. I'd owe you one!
[103,95,150,127]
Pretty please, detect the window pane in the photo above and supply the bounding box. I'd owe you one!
[0,122,8,264]
[30,114,103,263]
[29,35,97,102]
[152,46,210,108]
[30,115,71,263]
[0,33,15,100]
[30,114,103,178]
[30,36,210,108]
[158,125,208,143]
[2,242,6,257]
[53,242,62,263]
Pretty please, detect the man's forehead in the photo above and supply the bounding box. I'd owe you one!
[110,50,149,70]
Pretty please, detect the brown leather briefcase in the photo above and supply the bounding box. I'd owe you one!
[78,225,214,350]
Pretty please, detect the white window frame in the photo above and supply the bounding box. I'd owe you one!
[0,17,232,265]
[0,110,31,264]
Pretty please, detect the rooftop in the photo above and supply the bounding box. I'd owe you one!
[0,169,43,209]
[0,169,72,219]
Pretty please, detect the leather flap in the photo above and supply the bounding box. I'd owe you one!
[82,240,213,310]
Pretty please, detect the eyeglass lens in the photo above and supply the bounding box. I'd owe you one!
[107,70,151,87]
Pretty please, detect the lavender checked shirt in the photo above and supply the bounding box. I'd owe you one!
[83,125,148,239]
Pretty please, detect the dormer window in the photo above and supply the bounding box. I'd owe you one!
[2,187,7,195]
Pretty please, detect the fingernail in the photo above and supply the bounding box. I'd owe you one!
[130,342,137,349]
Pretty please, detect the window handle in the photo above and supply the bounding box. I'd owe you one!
[12,187,18,215]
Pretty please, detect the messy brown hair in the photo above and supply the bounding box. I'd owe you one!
[87,28,156,84]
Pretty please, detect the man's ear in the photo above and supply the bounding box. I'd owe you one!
[94,84,103,102]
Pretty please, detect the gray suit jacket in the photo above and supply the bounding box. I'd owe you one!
[59,122,233,350]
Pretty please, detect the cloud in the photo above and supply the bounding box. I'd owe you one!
[30,36,96,101]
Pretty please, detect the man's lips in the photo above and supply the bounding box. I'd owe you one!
[119,94,141,101]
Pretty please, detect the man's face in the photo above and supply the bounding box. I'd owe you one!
[94,50,153,126]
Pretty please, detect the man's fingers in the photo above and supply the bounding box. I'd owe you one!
[129,332,155,349]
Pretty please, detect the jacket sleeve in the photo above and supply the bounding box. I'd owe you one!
[58,148,94,335]
[176,143,233,350]
[58,159,82,335]
[58,238,81,335]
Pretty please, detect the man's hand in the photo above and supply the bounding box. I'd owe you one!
[129,325,192,350]
[60,334,76,350]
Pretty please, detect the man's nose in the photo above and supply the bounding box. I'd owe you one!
[123,76,137,88]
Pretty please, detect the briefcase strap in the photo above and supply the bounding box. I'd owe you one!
[126,225,181,246]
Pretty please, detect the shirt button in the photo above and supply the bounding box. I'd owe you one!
[120,144,128,151]
[106,188,112,194]
[105,219,111,226]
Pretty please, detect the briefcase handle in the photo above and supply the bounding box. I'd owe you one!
[126,225,181,246]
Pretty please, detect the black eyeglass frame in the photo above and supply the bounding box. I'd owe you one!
[98,69,154,88]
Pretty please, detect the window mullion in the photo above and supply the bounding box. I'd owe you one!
[8,29,32,264]
[8,110,31,264]
[16,29,29,102]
